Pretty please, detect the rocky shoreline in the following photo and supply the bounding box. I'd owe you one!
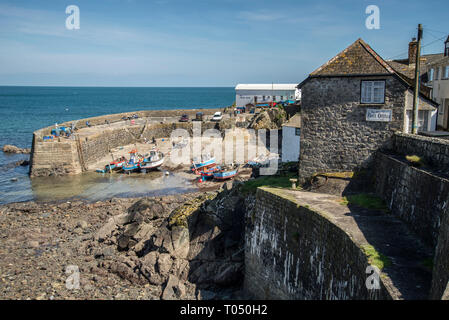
[0,180,253,300]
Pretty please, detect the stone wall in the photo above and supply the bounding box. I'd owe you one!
[374,152,449,247]
[374,151,449,299]
[298,76,407,181]
[30,109,244,176]
[244,187,392,300]
[393,132,449,169]
[431,205,449,300]
[29,133,82,176]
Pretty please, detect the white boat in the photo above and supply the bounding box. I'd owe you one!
[140,150,164,172]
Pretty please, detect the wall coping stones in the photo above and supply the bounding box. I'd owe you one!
[257,187,433,299]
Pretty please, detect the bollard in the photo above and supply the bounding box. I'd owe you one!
[289,178,298,189]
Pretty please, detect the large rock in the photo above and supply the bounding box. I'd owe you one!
[161,275,186,300]
[95,214,129,241]
[170,226,190,259]
[2,144,31,154]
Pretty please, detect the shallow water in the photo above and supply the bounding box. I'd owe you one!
[22,171,197,204]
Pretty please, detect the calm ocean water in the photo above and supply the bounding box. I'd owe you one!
[0,86,234,204]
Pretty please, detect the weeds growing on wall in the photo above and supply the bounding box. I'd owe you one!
[340,193,388,212]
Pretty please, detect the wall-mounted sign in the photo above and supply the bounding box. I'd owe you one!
[366,109,392,122]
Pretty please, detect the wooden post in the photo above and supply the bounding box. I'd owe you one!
[412,24,423,134]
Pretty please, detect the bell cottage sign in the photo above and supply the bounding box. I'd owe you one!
[366,109,392,122]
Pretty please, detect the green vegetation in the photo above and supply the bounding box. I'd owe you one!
[169,193,216,227]
[339,193,388,212]
[315,171,354,179]
[405,155,425,167]
[241,172,300,194]
[361,244,391,270]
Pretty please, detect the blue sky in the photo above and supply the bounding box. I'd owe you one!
[0,0,448,86]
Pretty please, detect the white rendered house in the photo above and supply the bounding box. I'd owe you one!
[281,114,301,162]
[235,84,300,107]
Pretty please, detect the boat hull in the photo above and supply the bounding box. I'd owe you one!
[140,158,164,171]
[191,158,216,172]
[213,169,238,180]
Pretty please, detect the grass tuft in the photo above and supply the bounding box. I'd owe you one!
[405,155,425,167]
[361,244,391,270]
[339,193,388,212]
[241,172,299,194]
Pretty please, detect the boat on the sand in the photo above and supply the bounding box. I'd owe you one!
[191,154,216,173]
[122,150,144,174]
[140,150,164,172]
[96,156,127,173]
[213,164,239,180]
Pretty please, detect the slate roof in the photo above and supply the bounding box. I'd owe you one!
[299,38,437,105]
[309,38,395,77]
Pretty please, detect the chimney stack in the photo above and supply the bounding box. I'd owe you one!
[409,37,418,65]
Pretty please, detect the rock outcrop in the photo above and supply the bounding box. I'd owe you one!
[2,144,31,154]
[248,108,287,130]
[88,181,250,299]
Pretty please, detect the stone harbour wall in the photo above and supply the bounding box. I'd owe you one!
[29,134,82,177]
[30,109,244,176]
[244,187,392,300]
[374,151,449,300]
[298,76,406,181]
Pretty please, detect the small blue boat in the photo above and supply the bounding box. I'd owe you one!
[122,150,143,174]
[213,165,239,180]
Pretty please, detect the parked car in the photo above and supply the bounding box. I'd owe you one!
[193,112,204,121]
[211,111,223,122]
[179,114,189,122]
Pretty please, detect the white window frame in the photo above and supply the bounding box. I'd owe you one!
[361,80,385,104]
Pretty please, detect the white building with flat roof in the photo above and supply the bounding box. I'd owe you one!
[235,84,300,107]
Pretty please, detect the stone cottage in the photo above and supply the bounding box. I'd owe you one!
[298,38,438,181]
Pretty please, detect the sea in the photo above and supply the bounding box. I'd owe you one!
[0,86,234,205]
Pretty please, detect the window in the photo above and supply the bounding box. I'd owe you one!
[429,69,434,81]
[436,67,440,80]
[272,96,276,101]
[444,66,449,79]
[361,81,385,104]
[295,128,300,136]
[262,95,266,101]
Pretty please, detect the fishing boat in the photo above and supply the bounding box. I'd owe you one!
[198,165,221,180]
[96,156,127,173]
[191,154,216,173]
[247,153,279,167]
[122,150,143,174]
[140,150,164,172]
[213,164,239,180]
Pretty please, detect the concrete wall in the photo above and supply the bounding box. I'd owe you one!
[298,76,406,181]
[244,187,392,300]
